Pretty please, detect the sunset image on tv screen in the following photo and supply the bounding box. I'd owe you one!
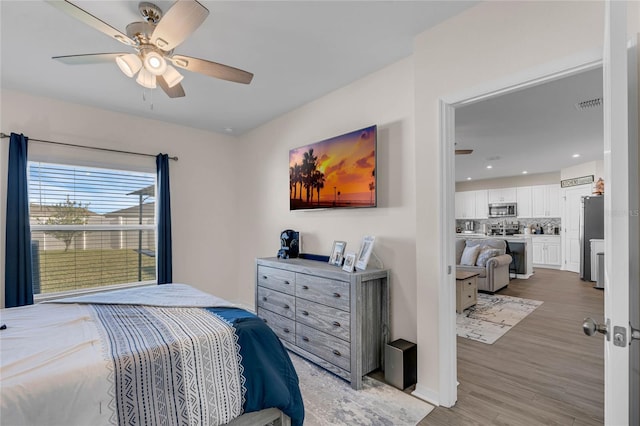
[289,125,376,210]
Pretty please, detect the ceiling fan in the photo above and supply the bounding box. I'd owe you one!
[47,0,254,98]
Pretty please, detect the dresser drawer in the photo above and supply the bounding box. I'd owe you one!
[257,287,295,319]
[296,274,350,311]
[257,266,295,295]
[258,308,295,344]
[296,298,350,342]
[296,323,351,371]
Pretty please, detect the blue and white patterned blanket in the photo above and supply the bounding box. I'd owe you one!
[92,304,245,426]
[57,284,304,426]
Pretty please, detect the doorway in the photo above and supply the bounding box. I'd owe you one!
[438,49,605,408]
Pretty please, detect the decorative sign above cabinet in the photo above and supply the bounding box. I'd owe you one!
[561,175,594,188]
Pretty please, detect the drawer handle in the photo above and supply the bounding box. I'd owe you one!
[333,349,341,357]
[283,328,290,333]
[283,304,290,309]
[302,310,309,316]
[302,285,309,290]
[333,292,341,298]
[262,275,268,280]
[332,321,341,327]
[468,295,472,298]
[302,336,309,342]
[284,280,291,285]
[262,296,267,302]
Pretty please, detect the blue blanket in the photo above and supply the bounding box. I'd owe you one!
[209,308,304,426]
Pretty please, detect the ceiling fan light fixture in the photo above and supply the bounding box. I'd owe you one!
[143,51,167,76]
[136,68,157,89]
[162,65,184,88]
[116,53,142,78]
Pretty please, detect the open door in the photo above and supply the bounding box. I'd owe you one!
[583,2,638,424]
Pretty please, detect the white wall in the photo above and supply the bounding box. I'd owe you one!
[235,57,418,342]
[0,89,241,304]
[413,0,606,405]
[455,171,560,192]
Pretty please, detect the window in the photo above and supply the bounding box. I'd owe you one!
[28,162,156,295]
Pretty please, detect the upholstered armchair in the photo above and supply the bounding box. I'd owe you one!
[455,238,512,293]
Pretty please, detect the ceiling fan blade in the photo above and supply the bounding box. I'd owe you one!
[45,1,136,47]
[52,53,128,65]
[157,75,186,98]
[151,0,209,51]
[170,55,253,84]
[455,149,474,155]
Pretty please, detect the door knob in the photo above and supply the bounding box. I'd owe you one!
[583,317,609,337]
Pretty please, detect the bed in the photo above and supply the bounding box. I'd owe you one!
[0,284,304,426]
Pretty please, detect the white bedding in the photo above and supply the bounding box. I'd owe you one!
[1,303,112,425]
[0,284,242,426]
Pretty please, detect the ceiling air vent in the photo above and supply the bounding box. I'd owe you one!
[575,97,602,110]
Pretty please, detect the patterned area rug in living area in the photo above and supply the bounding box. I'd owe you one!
[290,352,434,425]
[457,293,543,344]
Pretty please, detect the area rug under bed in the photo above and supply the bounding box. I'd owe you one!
[456,293,543,344]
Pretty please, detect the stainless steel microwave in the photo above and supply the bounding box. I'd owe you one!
[488,203,517,218]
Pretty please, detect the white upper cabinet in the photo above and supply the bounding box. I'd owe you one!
[474,190,488,219]
[487,187,517,204]
[455,192,466,219]
[455,190,488,219]
[546,185,560,217]
[531,184,561,218]
[516,186,533,218]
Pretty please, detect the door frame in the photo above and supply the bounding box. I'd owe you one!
[438,50,603,407]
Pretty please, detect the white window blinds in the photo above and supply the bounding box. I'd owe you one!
[28,162,156,295]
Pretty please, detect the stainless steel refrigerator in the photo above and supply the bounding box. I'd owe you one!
[580,195,604,281]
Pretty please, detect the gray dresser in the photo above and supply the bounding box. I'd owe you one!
[255,257,390,390]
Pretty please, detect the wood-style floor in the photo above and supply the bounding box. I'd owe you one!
[419,268,605,426]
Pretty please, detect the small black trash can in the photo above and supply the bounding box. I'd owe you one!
[384,339,417,390]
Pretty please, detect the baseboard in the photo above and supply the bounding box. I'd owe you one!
[411,383,441,407]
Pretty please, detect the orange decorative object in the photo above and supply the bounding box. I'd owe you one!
[594,177,604,195]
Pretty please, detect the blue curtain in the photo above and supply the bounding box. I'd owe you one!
[156,154,172,284]
[5,133,33,307]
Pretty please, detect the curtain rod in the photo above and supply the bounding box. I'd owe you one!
[0,132,178,161]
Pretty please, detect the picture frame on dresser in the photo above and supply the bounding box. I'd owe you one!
[329,241,347,266]
[342,252,356,272]
[355,235,375,270]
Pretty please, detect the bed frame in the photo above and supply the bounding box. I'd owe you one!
[226,408,291,426]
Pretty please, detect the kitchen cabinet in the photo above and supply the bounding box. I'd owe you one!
[516,186,533,218]
[488,187,516,204]
[455,190,488,219]
[531,184,561,218]
[531,235,561,268]
[474,190,488,218]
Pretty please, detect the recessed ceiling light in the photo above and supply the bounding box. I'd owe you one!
[486,165,493,169]
[572,154,580,158]
[466,177,472,180]
[522,171,528,174]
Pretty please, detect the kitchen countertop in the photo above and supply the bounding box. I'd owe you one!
[456,233,532,240]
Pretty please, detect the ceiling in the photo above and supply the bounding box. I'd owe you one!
[1,1,604,182]
[455,67,604,182]
[1,0,477,135]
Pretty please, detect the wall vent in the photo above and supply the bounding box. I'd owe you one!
[575,97,602,110]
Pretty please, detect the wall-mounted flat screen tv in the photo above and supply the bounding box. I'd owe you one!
[289,125,376,211]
